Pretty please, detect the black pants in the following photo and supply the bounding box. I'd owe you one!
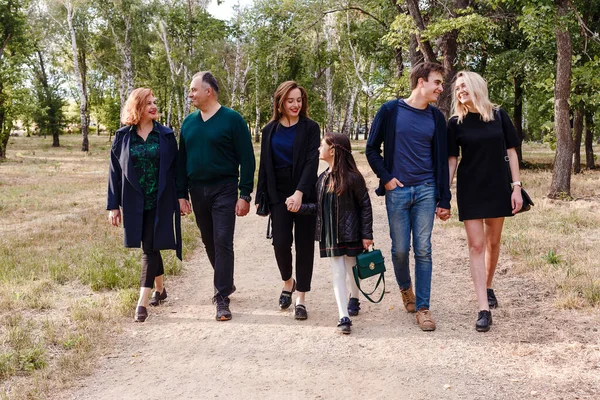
[271,167,316,292]
[140,208,164,288]
[190,182,237,297]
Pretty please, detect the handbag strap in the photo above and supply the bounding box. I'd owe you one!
[352,266,385,303]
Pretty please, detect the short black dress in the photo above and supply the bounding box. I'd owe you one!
[447,108,522,221]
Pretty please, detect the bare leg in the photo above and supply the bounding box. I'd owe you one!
[154,275,164,293]
[137,287,152,308]
[296,291,306,306]
[464,220,489,311]
[484,218,505,288]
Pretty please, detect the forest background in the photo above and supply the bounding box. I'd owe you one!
[2,0,600,197]
[1,0,600,398]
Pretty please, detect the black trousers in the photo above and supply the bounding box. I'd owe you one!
[190,182,237,298]
[271,167,316,292]
[140,208,164,288]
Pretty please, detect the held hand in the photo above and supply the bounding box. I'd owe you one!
[108,209,121,227]
[384,178,403,191]
[179,199,192,216]
[236,198,250,217]
[285,191,303,213]
[362,239,374,250]
[511,187,523,214]
[436,207,451,221]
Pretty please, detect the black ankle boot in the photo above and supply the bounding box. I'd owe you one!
[475,310,492,332]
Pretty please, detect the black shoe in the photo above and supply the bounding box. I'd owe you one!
[337,317,352,334]
[212,295,232,321]
[475,310,492,332]
[149,288,168,307]
[348,297,360,317]
[487,288,498,308]
[134,306,148,322]
[294,304,307,320]
[279,279,296,310]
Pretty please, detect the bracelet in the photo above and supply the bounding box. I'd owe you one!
[511,181,522,189]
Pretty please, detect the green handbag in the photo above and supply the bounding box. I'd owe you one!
[352,248,386,303]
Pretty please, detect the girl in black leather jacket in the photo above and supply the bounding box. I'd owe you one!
[292,133,373,334]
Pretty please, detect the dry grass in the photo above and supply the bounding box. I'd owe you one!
[444,142,600,309]
[0,134,198,399]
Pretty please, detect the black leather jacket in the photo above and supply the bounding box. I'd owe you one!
[299,169,373,242]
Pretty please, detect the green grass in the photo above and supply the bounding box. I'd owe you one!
[0,134,199,398]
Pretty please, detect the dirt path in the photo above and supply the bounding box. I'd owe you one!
[64,167,600,400]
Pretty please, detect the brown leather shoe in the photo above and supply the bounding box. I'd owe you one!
[134,306,148,322]
[400,285,416,313]
[416,308,436,331]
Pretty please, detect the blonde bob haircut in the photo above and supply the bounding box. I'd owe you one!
[121,88,155,126]
[451,71,497,124]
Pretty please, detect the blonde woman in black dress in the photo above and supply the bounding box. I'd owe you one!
[447,71,523,332]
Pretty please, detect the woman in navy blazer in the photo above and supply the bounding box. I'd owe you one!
[107,88,182,322]
[255,81,320,320]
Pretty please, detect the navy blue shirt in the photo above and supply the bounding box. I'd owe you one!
[392,100,435,186]
[271,123,297,169]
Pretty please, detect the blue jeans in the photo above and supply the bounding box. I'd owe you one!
[385,183,436,310]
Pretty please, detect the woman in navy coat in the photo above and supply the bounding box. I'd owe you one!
[107,88,182,322]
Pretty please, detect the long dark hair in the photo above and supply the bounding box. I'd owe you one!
[324,133,365,196]
[269,81,309,122]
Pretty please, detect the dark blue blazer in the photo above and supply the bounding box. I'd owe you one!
[107,122,182,260]
[365,99,451,210]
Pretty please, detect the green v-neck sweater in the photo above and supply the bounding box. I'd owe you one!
[176,106,255,198]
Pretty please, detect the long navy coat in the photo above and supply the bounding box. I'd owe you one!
[107,123,182,260]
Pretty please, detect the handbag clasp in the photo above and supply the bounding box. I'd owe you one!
[369,262,375,270]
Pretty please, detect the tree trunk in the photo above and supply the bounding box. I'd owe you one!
[324,16,335,133]
[65,2,89,152]
[409,34,423,66]
[514,75,524,165]
[437,0,468,117]
[254,63,260,143]
[572,102,584,174]
[159,20,183,127]
[584,112,595,169]
[548,0,573,198]
[438,29,458,117]
[404,0,437,62]
[341,86,358,137]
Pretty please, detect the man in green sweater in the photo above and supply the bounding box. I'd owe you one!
[177,71,255,321]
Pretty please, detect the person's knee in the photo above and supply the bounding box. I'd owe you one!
[468,242,485,256]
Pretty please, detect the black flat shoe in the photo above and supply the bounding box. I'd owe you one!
[337,317,352,334]
[348,297,360,317]
[149,288,167,307]
[475,310,492,332]
[294,304,307,320]
[134,306,148,322]
[279,279,296,310]
[487,288,498,308]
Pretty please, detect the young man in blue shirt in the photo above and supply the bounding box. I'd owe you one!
[366,62,451,331]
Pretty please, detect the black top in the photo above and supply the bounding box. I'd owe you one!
[130,125,160,211]
[447,108,522,221]
[319,176,364,258]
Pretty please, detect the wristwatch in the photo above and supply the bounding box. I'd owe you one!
[239,194,252,203]
[511,181,522,189]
